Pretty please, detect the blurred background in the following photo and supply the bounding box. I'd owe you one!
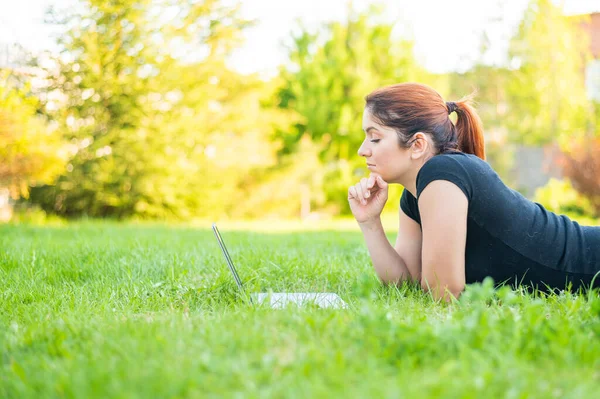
[0,0,599,223]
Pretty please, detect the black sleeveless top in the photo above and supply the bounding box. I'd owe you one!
[400,151,600,292]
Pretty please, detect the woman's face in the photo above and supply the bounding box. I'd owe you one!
[358,108,412,183]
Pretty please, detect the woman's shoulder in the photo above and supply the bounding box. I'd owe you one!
[416,151,488,200]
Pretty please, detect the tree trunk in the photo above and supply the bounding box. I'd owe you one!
[0,187,13,222]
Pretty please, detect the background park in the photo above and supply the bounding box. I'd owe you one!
[1,0,600,397]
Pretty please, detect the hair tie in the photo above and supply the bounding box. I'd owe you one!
[446,101,458,114]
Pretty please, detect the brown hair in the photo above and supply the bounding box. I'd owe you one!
[364,82,486,160]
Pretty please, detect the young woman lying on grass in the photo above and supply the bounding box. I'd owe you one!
[348,82,600,302]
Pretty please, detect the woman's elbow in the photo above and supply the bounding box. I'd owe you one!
[377,270,414,286]
[420,280,464,302]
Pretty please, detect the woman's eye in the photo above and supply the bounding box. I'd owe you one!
[370,139,380,143]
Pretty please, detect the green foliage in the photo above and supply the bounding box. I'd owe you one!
[232,134,326,219]
[29,0,291,219]
[559,136,600,218]
[507,0,593,146]
[9,203,65,225]
[31,0,180,217]
[0,71,66,199]
[533,177,596,218]
[1,223,599,397]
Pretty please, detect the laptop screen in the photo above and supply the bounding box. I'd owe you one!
[212,223,247,297]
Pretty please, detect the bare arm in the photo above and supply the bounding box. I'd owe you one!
[349,175,421,285]
[358,217,418,285]
[418,180,468,302]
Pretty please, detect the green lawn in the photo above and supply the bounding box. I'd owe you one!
[1,221,599,398]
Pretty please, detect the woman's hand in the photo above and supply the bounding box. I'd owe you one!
[348,174,389,224]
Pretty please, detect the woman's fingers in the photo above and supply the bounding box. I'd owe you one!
[366,175,384,196]
[367,175,376,190]
[348,185,358,201]
[349,176,386,206]
[355,181,365,204]
[349,184,363,204]
[360,177,371,199]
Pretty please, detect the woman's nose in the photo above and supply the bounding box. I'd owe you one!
[358,142,370,157]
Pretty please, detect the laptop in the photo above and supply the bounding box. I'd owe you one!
[212,223,348,309]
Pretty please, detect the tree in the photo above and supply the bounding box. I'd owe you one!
[506,0,593,146]
[0,70,65,200]
[29,0,291,219]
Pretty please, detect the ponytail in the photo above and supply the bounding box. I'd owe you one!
[452,96,486,160]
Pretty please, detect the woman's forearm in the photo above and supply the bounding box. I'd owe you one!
[358,218,412,284]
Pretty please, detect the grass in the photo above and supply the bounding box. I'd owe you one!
[1,221,599,398]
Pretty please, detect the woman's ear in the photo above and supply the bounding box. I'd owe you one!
[410,132,431,159]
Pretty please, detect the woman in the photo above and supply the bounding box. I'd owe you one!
[348,82,600,301]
